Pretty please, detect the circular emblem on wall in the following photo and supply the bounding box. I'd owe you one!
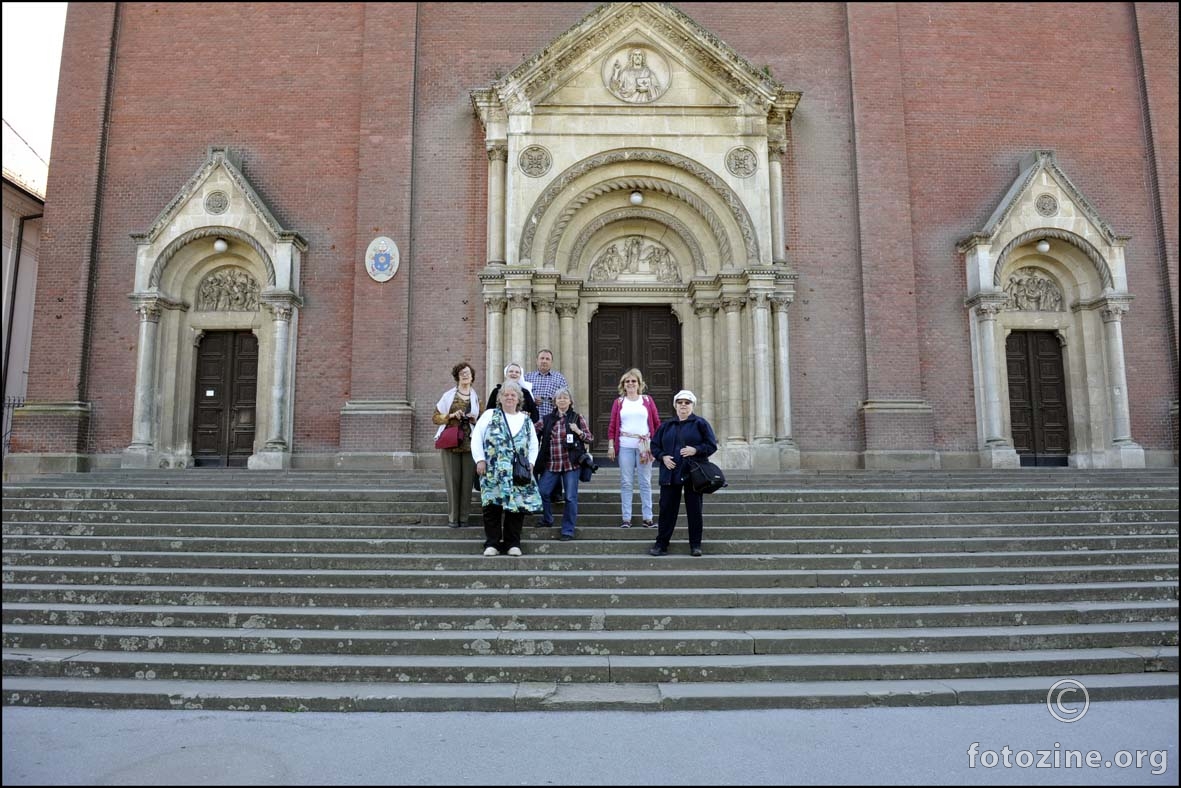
[519,145,552,178]
[365,236,400,283]
[602,45,671,104]
[726,147,758,178]
[204,191,229,215]
[1035,193,1059,217]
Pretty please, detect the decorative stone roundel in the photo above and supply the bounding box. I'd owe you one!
[726,147,758,177]
[204,190,229,215]
[1035,193,1059,217]
[519,146,552,178]
[602,45,670,104]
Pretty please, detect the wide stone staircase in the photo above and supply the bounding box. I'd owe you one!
[2,469,1177,711]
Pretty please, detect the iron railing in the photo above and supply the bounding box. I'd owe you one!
[3,395,24,456]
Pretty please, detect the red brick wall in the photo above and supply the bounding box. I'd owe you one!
[23,2,1178,461]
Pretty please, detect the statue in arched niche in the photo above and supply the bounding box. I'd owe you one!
[1004,267,1063,312]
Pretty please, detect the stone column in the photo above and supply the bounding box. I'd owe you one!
[534,298,555,361]
[486,143,507,265]
[975,301,1008,446]
[768,141,787,264]
[262,301,294,454]
[484,296,506,392]
[508,293,530,371]
[556,300,578,398]
[750,293,774,443]
[771,296,793,441]
[722,297,747,443]
[128,301,162,449]
[694,301,718,425]
[1101,302,1134,443]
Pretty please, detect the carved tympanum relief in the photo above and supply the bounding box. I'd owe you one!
[588,236,680,283]
[196,266,261,312]
[602,45,670,103]
[1004,267,1063,312]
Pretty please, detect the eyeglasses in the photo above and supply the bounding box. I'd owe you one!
[675,400,693,405]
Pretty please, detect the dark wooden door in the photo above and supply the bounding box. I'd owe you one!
[589,306,681,454]
[192,330,258,467]
[1006,330,1069,467]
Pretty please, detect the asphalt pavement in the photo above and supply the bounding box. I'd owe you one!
[3,699,1177,785]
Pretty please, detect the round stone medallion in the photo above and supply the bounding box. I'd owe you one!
[519,146,552,178]
[1035,193,1059,217]
[204,191,229,215]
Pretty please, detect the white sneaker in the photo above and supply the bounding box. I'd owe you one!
[483,546,499,556]
[507,546,523,557]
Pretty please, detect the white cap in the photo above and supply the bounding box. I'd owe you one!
[673,389,697,404]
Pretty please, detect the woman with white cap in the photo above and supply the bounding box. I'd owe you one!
[649,389,718,557]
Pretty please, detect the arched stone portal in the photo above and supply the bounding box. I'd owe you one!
[122,148,306,470]
[471,2,803,469]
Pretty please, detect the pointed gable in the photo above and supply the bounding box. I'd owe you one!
[484,2,800,117]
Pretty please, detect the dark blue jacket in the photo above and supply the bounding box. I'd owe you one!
[651,413,718,486]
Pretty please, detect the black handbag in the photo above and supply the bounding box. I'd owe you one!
[685,459,727,494]
[512,449,533,486]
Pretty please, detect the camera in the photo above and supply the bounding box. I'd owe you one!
[579,452,599,482]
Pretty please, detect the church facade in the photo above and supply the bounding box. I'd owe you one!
[6,2,1177,474]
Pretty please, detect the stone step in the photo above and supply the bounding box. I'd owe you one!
[6,581,1175,609]
[4,547,1175,571]
[4,646,1175,684]
[5,621,1177,657]
[4,600,1176,631]
[5,564,1178,589]
[6,521,1177,540]
[5,533,1175,555]
[4,672,1177,712]
[6,508,1174,525]
[7,497,1176,513]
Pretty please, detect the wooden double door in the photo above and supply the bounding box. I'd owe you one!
[1006,330,1070,467]
[588,306,681,455]
[192,330,258,467]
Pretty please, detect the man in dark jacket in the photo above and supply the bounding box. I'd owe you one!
[649,389,718,557]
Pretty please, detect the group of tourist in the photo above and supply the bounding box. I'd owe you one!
[433,350,717,557]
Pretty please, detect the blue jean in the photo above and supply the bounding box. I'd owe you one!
[539,469,581,536]
[617,446,653,522]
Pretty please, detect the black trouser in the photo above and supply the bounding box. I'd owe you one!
[655,483,704,549]
[482,504,524,550]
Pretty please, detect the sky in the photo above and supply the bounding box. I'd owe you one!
[1,2,67,197]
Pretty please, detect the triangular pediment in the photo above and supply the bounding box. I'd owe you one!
[478,2,799,118]
[960,150,1128,252]
[134,147,295,246]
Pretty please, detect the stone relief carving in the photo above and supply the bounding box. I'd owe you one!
[1004,267,1063,312]
[603,46,670,104]
[726,147,757,177]
[1035,193,1059,217]
[588,237,680,283]
[519,145,552,177]
[204,190,229,215]
[196,267,261,312]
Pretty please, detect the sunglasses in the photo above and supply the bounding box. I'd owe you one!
[675,400,693,405]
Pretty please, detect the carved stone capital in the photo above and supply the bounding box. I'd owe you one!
[693,301,719,319]
[748,292,772,310]
[721,297,747,313]
[1101,302,1130,323]
[533,297,555,314]
[508,293,531,310]
[771,296,793,313]
[484,296,508,314]
[555,301,580,319]
[486,143,508,163]
[965,293,1009,318]
[767,140,787,162]
[264,303,294,322]
[136,303,163,323]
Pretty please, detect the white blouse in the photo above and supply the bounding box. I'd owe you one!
[471,408,539,465]
[619,396,650,449]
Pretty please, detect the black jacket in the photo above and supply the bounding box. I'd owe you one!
[534,408,590,476]
[652,413,718,486]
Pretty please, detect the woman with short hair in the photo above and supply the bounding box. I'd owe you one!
[649,390,718,557]
[534,388,594,540]
[471,380,540,556]
[433,361,479,528]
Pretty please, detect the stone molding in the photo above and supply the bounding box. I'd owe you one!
[993,228,1113,291]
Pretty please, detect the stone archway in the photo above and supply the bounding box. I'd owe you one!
[122,148,306,470]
